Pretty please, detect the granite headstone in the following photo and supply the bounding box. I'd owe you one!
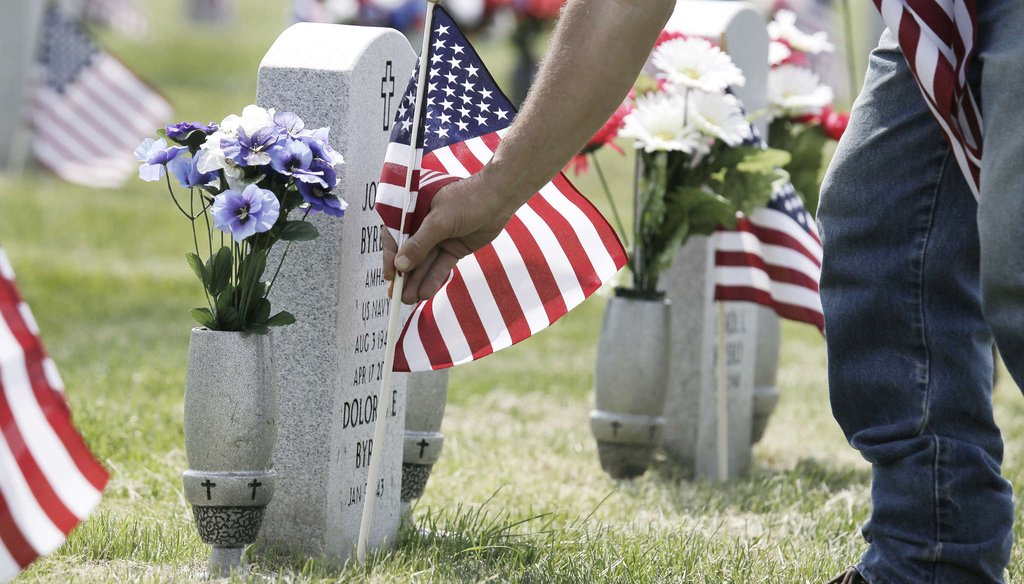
[255,22,417,564]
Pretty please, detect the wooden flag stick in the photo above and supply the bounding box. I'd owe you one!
[356,0,440,565]
[715,301,729,483]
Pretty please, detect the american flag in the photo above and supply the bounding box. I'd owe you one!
[874,0,981,196]
[376,6,628,372]
[713,181,824,332]
[0,247,108,583]
[31,6,172,189]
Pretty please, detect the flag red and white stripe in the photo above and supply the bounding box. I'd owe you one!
[0,248,108,583]
[380,130,627,371]
[31,6,171,189]
[875,0,982,196]
[713,183,825,332]
[376,6,626,372]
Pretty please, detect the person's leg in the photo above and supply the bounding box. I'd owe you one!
[977,0,1024,390]
[818,30,1013,584]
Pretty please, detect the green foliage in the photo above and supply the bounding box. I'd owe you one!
[630,145,789,294]
[278,220,319,241]
[768,118,828,216]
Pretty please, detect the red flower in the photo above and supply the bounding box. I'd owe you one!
[655,30,687,47]
[774,38,809,67]
[567,101,631,175]
[821,105,849,140]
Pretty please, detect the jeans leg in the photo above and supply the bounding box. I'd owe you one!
[818,30,1013,584]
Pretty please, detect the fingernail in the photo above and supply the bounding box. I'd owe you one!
[395,256,411,272]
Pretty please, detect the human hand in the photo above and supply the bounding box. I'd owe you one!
[382,172,517,304]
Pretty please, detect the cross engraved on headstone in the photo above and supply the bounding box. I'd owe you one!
[610,420,622,438]
[380,60,395,131]
[201,479,216,500]
[248,479,263,501]
[416,438,430,459]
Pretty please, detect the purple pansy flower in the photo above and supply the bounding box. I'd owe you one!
[211,184,281,241]
[168,155,219,189]
[273,112,306,138]
[297,176,347,217]
[268,139,328,185]
[135,138,187,182]
[222,126,281,167]
[165,121,218,143]
[300,128,344,167]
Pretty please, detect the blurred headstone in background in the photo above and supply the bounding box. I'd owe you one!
[82,0,150,38]
[0,1,45,173]
[187,0,235,25]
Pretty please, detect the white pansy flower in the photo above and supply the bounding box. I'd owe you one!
[768,65,834,117]
[220,104,277,137]
[619,93,703,153]
[652,38,745,93]
[688,92,751,146]
[195,131,242,181]
[196,132,230,173]
[769,40,792,66]
[768,10,834,54]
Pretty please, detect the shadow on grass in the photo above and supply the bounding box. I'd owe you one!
[644,454,872,516]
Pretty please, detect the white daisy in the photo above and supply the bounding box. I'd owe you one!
[768,10,834,54]
[619,93,703,153]
[688,92,751,146]
[768,40,792,66]
[651,37,745,93]
[768,65,834,117]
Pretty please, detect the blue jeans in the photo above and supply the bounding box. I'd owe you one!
[818,3,1024,581]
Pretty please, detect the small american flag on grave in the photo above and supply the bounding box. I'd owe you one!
[376,5,627,372]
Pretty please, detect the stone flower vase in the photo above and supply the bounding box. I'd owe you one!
[591,290,671,479]
[182,328,277,577]
[400,369,449,517]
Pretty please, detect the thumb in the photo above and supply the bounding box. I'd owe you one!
[395,211,451,273]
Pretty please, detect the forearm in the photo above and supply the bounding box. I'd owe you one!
[485,0,676,211]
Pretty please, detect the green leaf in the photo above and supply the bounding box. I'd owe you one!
[246,324,271,335]
[217,306,241,331]
[279,221,320,242]
[238,250,268,285]
[185,253,207,286]
[736,148,791,175]
[267,311,296,327]
[190,308,216,329]
[249,298,272,324]
[214,285,235,322]
[207,246,232,296]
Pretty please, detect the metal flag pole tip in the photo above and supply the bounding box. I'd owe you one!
[356,0,439,566]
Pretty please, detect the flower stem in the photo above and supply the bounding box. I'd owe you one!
[188,188,214,313]
[265,207,311,298]
[164,172,192,220]
[591,154,630,249]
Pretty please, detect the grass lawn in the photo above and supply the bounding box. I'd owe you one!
[2,1,1024,582]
